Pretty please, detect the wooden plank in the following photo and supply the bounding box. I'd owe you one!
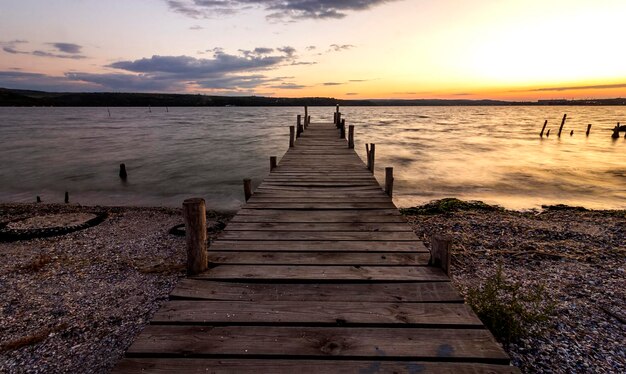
[242,202,396,210]
[223,222,413,232]
[231,210,406,223]
[125,326,510,363]
[170,280,463,302]
[246,197,393,203]
[152,300,482,326]
[218,230,418,241]
[114,358,520,374]
[194,265,449,282]
[209,240,427,252]
[208,251,430,265]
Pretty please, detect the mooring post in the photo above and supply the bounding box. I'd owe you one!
[297,115,303,138]
[270,156,277,171]
[36,196,41,203]
[384,167,393,197]
[336,112,342,128]
[340,120,346,139]
[586,124,592,136]
[336,104,340,114]
[540,120,547,137]
[307,115,311,127]
[612,123,620,139]
[334,112,337,125]
[557,114,567,137]
[243,178,252,202]
[369,144,376,173]
[430,235,451,276]
[64,191,69,204]
[348,125,354,148]
[289,126,295,147]
[119,163,127,180]
[304,106,308,127]
[182,198,207,275]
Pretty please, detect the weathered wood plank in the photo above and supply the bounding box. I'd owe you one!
[125,326,510,362]
[152,300,482,326]
[195,265,449,282]
[218,230,418,241]
[207,251,430,265]
[113,358,520,374]
[170,280,464,302]
[223,222,413,232]
[231,209,405,223]
[242,202,396,210]
[209,240,427,252]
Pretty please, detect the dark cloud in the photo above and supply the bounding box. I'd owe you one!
[0,71,96,91]
[349,79,369,82]
[306,45,316,51]
[290,61,316,65]
[166,0,398,20]
[65,72,181,91]
[269,82,307,89]
[277,46,296,57]
[521,83,626,92]
[50,42,82,54]
[32,50,87,59]
[345,92,358,95]
[323,82,343,86]
[189,25,204,30]
[328,44,354,52]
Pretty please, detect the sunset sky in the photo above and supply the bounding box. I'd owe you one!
[1,0,625,100]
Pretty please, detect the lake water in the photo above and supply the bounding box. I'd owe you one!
[0,106,624,211]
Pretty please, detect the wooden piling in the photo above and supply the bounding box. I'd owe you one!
[612,123,620,139]
[297,115,303,138]
[119,163,128,180]
[368,144,376,173]
[570,130,574,136]
[270,156,277,171]
[182,198,207,275]
[36,196,41,203]
[586,124,592,136]
[430,235,451,276]
[307,115,311,127]
[546,129,551,137]
[540,120,547,137]
[64,191,69,204]
[289,126,295,147]
[336,112,342,128]
[304,106,308,127]
[557,114,567,137]
[348,125,355,148]
[336,104,339,114]
[340,119,346,139]
[243,179,252,202]
[385,167,394,197]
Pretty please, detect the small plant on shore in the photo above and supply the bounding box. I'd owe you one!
[400,198,503,215]
[465,266,554,344]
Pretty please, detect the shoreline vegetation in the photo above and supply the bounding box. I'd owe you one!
[2,87,626,107]
[0,199,624,373]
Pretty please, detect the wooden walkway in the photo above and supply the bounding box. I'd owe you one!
[113,118,519,373]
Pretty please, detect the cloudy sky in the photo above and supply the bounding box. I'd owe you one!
[1,0,625,99]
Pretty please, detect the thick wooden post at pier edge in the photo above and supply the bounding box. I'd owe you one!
[182,198,207,275]
[113,110,519,374]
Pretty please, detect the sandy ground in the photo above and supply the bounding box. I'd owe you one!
[0,202,624,373]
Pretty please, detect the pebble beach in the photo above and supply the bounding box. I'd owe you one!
[0,202,624,373]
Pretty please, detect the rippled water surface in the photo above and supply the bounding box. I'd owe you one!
[1,106,624,210]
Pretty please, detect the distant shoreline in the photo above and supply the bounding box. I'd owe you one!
[2,87,626,107]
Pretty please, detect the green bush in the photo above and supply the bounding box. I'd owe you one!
[466,266,554,343]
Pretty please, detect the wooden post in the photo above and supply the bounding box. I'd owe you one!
[334,112,337,125]
[348,125,354,148]
[557,114,567,137]
[182,198,207,276]
[336,104,339,114]
[336,112,342,128]
[36,196,41,203]
[540,120,547,137]
[429,235,451,276]
[270,156,277,171]
[570,130,574,136]
[384,167,393,197]
[307,115,311,127]
[243,178,252,202]
[369,144,376,173]
[612,123,620,139]
[296,115,303,138]
[340,119,346,139]
[289,126,295,147]
[64,191,69,204]
[119,163,127,180]
[304,106,308,127]
[546,129,551,137]
[586,124,592,136]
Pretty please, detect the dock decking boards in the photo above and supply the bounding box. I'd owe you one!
[113,121,519,373]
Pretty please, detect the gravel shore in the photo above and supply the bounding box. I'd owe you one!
[1,202,624,373]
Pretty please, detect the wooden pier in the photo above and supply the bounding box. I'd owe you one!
[113,113,519,373]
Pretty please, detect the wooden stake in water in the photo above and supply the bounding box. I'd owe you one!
[540,120,547,137]
[107,108,111,118]
[119,163,128,180]
[586,124,592,136]
[385,167,394,197]
[270,156,277,171]
[36,196,41,203]
[243,179,252,202]
[64,191,69,204]
[166,106,169,113]
[612,123,620,139]
[546,129,551,137]
[570,130,574,136]
[557,114,567,137]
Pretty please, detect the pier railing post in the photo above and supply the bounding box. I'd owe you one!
[243,178,252,202]
[384,167,393,197]
[304,106,308,127]
[336,112,342,128]
[270,156,277,171]
[334,112,337,125]
[340,119,346,139]
[368,144,376,173]
[297,115,303,138]
[348,125,354,148]
[289,126,295,147]
[182,198,207,275]
[430,235,451,276]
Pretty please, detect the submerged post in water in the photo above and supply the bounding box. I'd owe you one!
[385,167,394,197]
[586,124,592,136]
[557,114,567,137]
[270,156,277,171]
[540,120,547,137]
